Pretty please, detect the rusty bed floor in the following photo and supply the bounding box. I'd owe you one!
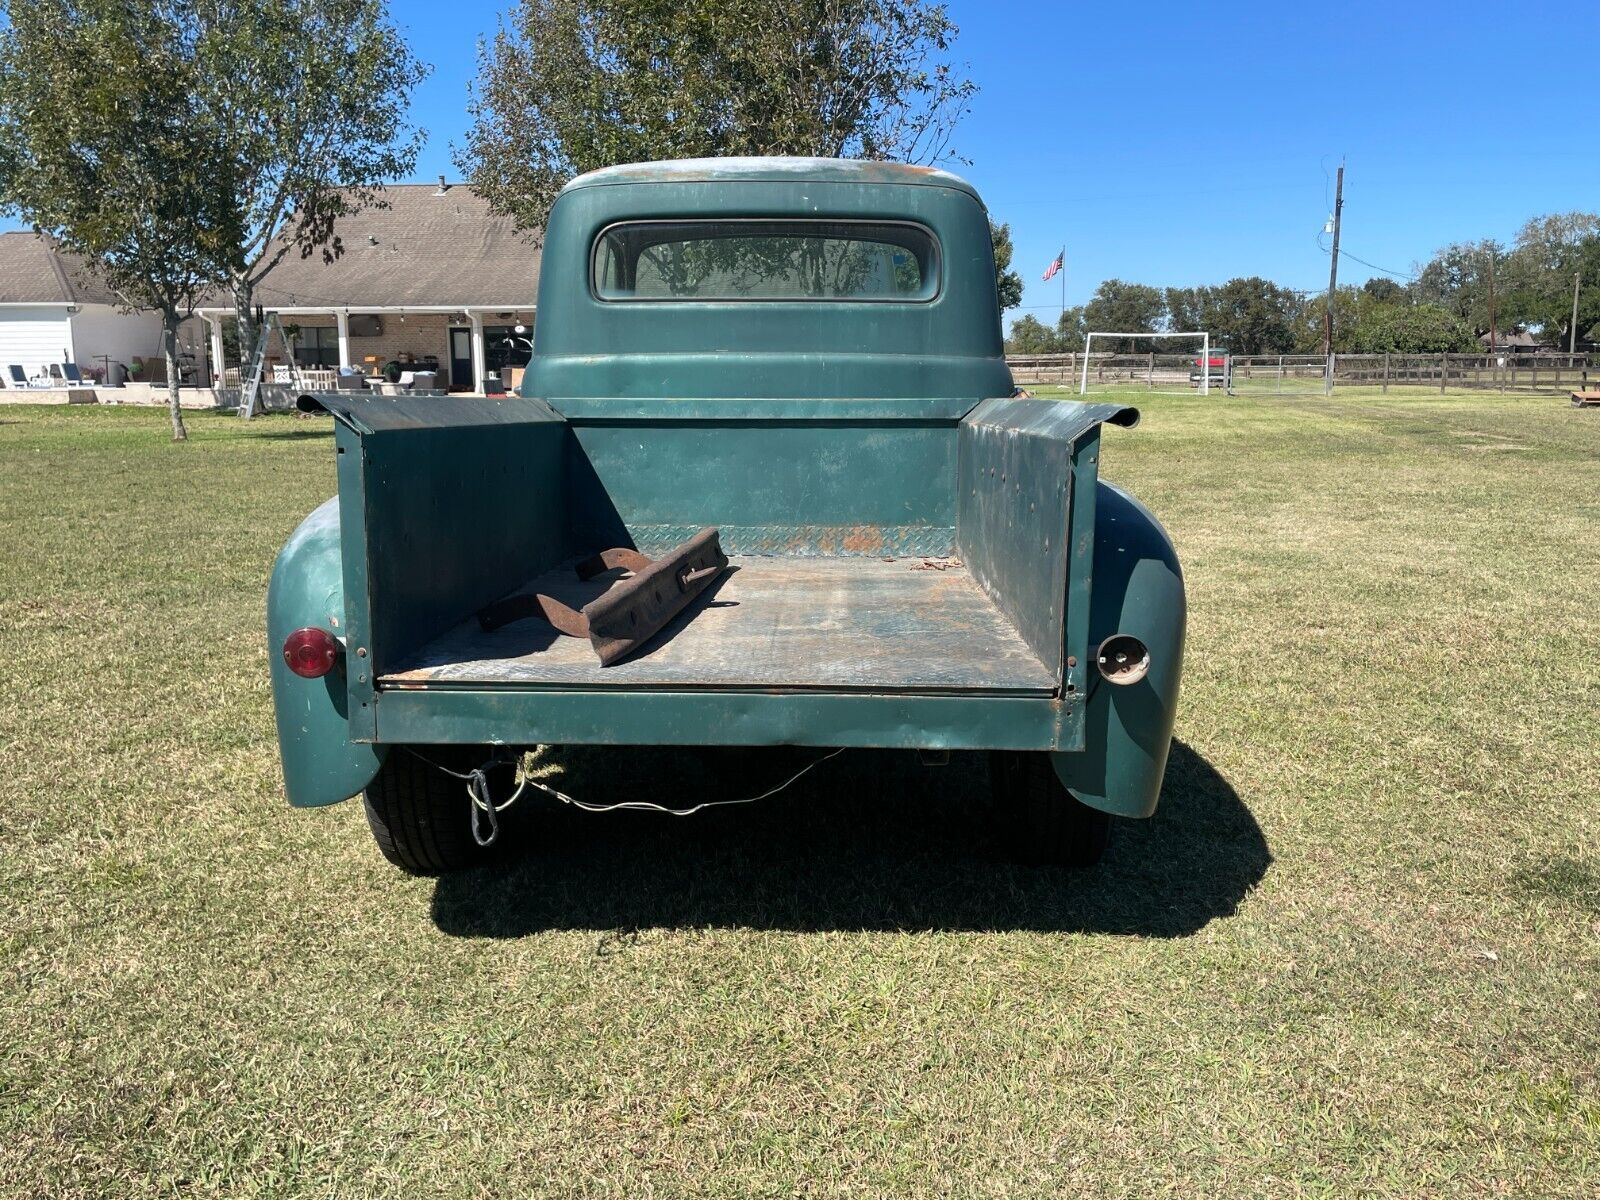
[381,556,1058,694]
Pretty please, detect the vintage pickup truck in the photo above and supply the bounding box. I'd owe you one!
[268,158,1185,874]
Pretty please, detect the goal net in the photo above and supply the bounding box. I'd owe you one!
[1221,354,1331,396]
[1077,331,1222,396]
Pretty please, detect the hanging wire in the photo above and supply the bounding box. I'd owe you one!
[406,746,849,846]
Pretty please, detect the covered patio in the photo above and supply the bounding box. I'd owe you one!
[193,304,536,396]
[193,179,540,401]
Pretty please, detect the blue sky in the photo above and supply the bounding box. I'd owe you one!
[10,0,1598,320]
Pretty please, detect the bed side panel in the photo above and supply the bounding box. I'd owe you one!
[320,396,570,686]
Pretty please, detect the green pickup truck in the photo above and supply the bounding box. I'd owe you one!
[268,158,1185,874]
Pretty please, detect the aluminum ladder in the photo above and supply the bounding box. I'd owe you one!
[236,311,307,419]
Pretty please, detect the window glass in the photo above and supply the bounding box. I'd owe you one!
[291,324,339,368]
[485,325,533,373]
[594,221,938,301]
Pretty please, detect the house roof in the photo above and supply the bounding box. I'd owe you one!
[244,183,540,311]
[0,232,123,306]
[1479,329,1543,349]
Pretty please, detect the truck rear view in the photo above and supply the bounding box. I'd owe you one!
[268,158,1185,874]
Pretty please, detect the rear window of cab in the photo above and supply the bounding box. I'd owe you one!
[592,220,940,302]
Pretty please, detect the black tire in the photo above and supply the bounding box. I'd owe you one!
[989,750,1111,868]
[362,749,498,875]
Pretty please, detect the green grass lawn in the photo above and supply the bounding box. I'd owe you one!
[1,392,1597,1197]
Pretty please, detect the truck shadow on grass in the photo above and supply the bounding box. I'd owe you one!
[430,739,1270,938]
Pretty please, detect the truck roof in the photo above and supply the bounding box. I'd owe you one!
[562,156,982,201]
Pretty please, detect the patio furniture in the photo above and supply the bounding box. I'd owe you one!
[7,364,49,388]
[131,356,168,384]
[48,363,93,386]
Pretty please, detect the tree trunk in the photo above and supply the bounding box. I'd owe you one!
[232,276,258,418]
[163,310,187,442]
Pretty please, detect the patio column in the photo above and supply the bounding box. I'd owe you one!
[469,311,486,394]
[207,316,226,388]
[336,310,351,369]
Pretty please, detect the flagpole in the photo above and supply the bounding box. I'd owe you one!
[1059,245,1066,322]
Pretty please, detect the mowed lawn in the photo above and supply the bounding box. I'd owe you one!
[1,390,1596,1197]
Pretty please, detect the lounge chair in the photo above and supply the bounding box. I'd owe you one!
[7,364,48,388]
[48,363,93,387]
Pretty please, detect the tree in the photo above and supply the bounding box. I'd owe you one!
[990,221,1023,312]
[0,0,236,440]
[1082,279,1166,350]
[1414,240,1499,337]
[1163,286,1206,334]
[1165,278,1300,355]
[458,0,977,235]
[1498,213,1600,348]
[1055,306,1086,352]
[194,0,427,413]
[1361,276,1407,305]
[1352,303,1477,354]
[1292,285,1365,354]
[1005,314,1057,355]
[0,0,427,432]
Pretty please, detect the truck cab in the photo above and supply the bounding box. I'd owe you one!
[268,158,1185,874]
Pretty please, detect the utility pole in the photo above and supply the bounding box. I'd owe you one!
[1572,271,1583,355]
[1486,247,1497,354]
[1323,162,1344,360]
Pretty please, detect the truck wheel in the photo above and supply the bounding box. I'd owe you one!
[989,751,1111,867]
[361,749,498,875]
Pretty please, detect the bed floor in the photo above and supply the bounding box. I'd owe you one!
[381,556,1057,695]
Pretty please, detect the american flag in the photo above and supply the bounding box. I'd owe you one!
[1042,249,1064,282]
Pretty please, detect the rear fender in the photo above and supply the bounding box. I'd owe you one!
[1051,482,1186,819]
[267,498,387,807]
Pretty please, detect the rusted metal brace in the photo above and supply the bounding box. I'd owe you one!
[476,527,730,666]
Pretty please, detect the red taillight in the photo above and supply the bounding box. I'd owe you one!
[282,626,341,678]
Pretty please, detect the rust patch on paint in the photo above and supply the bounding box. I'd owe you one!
[841,526,887,553]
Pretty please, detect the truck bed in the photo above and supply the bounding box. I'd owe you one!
[380,556,1058,695]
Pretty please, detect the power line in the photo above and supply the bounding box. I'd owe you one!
[1316,235,1417,282]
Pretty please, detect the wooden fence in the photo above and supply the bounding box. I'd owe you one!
[1006,352,1597,394]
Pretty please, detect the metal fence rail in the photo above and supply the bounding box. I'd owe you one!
[1225,356,1329,395]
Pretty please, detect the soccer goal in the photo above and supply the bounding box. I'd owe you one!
[1077,331,1224,396]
